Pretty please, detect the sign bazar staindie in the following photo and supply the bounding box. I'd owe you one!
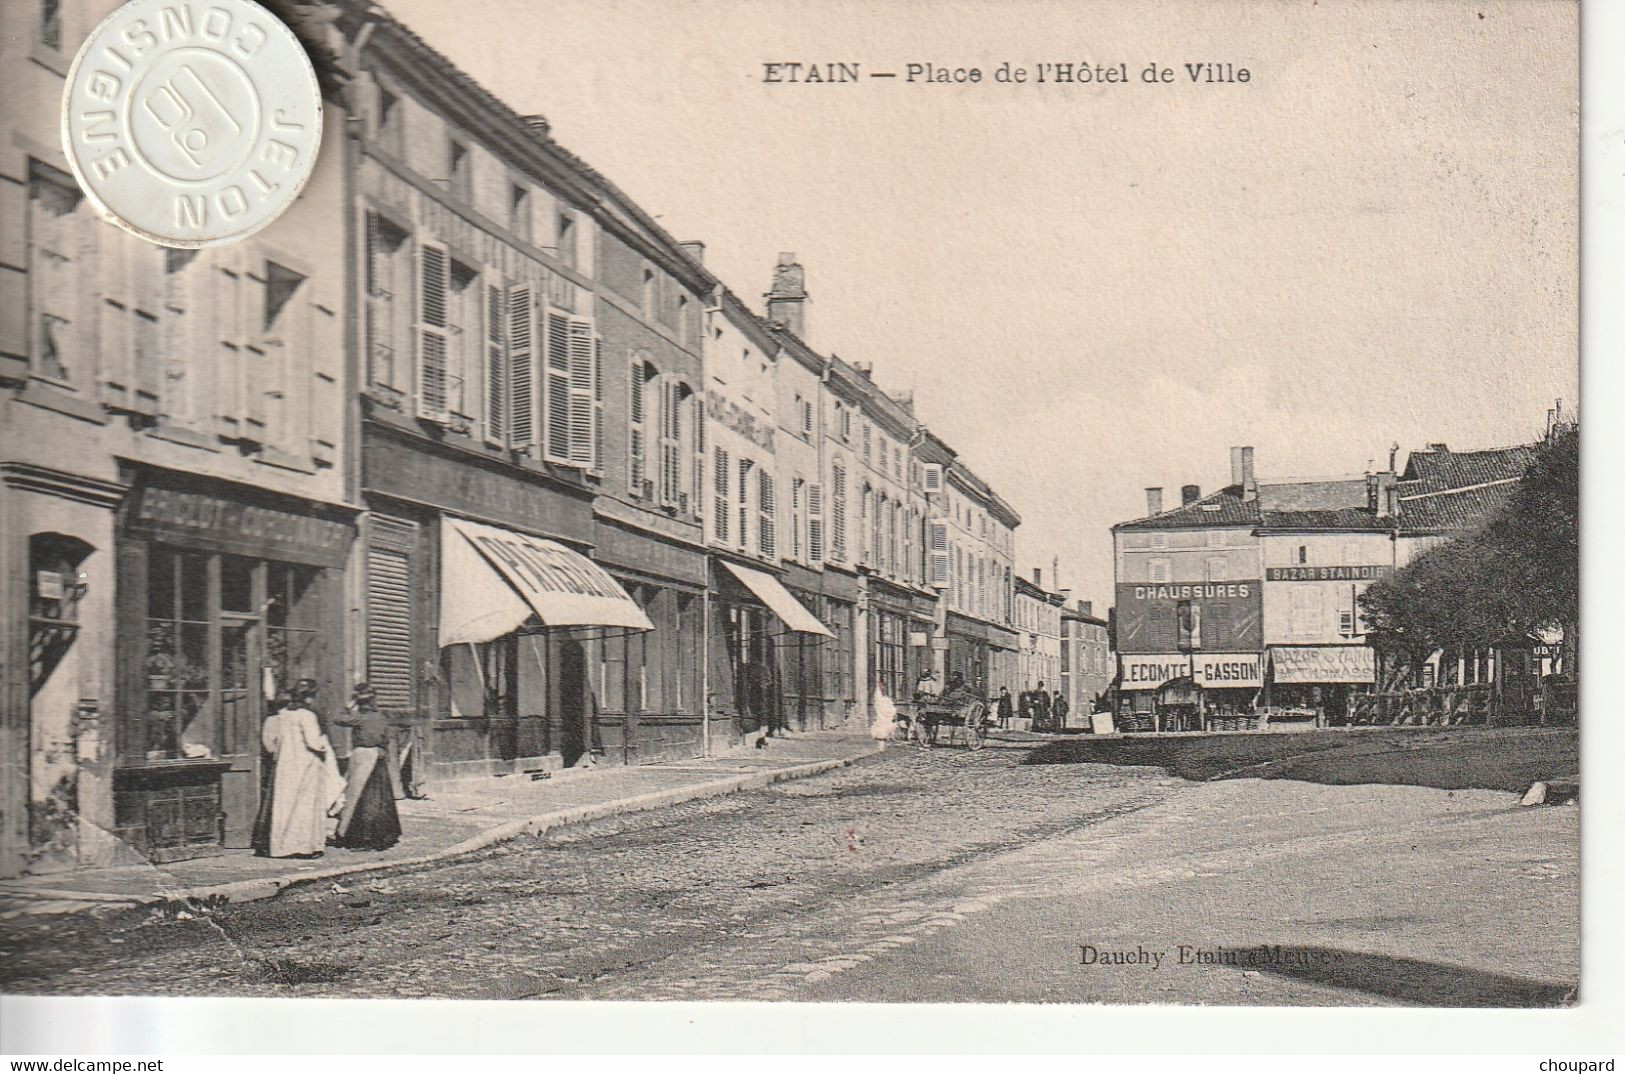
[60,0,322,248]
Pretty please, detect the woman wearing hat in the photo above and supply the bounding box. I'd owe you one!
[331,682,402,851]
[257,678,343,858]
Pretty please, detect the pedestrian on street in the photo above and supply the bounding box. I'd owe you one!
[914,668,938,701]
[996,686,1014,729]
[1052,690,1070,731]
[331,683,403,851]
[258,678,344,859]
[1033,682,1052,732]
[1018,688,1033,727]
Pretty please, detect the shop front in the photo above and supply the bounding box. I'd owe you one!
[360,420,598,782]
[780,561,844,731]
[1193,652,1264,728]
[114,467,354,862]
[712,557,833,740]
[1266,645,1376,724]
[945,612,992,696]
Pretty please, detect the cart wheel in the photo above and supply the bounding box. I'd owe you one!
[914,717,932,749]
[966,720,986,750]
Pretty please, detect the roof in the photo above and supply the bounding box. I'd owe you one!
[1396,482,1521,534]
[1399,444,1537,493]
[1395,442,1536,534]
[1257,507,1390,532]
[1114,485,1260,531]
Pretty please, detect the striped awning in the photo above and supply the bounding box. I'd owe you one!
[439,517,652,646]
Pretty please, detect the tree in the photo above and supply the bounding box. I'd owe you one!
[1359,424,1579,680]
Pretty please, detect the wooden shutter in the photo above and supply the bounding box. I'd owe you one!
[759,470,776,558]
[507,283,534,449]
[923,463,943,493]
[628,360,646,495]
[808,482,824,563]
[713,448,731,545]
[415,240,450,421]
[659,380,681,506]
[737,458,752,550]
[567,316,595,467]
[544,311,572,463]
[929,520,950,588]
[366,516,418,716]
[831,462,847,562]
[592,336,604,474]
[484,279,507,445]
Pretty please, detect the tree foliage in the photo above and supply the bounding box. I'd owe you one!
[1359,425,1578,669]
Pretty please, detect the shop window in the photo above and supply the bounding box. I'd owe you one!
[145,549,213,759]
[446,639,516,718]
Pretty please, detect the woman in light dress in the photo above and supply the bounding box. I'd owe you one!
[254,678,344,859]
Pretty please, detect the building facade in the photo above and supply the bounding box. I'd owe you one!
[1110,450,1266,730]
[1060,601,1111,723]
[348,7,710,779]
[1013,570,1064,700]
[1,0,351,874]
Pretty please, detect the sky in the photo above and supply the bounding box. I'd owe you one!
[386,0,1578,606]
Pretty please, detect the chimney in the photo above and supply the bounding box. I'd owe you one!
[1078,600,1092,617]
[892,389,915,414]
[1367,472,1399,518]
[765,252,808,339]
[678,240,705,264]
[521,114,551,138]
[1240,447,1257,502]
[853,361,873,380]
[1146,487,1164,515]
[1181,484,1201,506]
[1427,442,1449,454]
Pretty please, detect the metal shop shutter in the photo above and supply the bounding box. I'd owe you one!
[367,515,418,715]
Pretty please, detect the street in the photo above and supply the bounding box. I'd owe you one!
[0,732,1578,1005]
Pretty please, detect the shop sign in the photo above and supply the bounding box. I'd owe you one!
[131,484,350,565]
[1193,653,1263,688]
[1120,654,1190,690]
[1269,645,1376,684]
[1115,581,1262,653]
[1266,565,1391,582]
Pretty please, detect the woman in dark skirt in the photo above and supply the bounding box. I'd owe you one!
[331,683,402,851]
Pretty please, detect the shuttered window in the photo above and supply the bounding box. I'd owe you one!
[928,520,950,588]
[629,359,649,496]
[483,279,507,445]
[831,461,847,562]
[416,240,450,421]
[366,516,418,715]
[759,470,776,558]
[660,380,683,506]
[737,458,753,552]
[567,316,595,467]
[791,477,805,561]
[808,483,824,563]
[592,336,604,474]
[507,283,534,449]
[364,213,407,390]
[544,311,572,462]
[713,448,731,544]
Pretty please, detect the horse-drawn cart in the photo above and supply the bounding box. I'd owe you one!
[907,693,992,750]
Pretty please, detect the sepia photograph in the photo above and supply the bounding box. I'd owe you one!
[0,0,1584,1020]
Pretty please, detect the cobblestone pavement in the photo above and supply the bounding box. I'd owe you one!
[0,741,1180,999]
[0,738,1576,1005]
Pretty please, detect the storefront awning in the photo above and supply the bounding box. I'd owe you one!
[1269,645,1375,684]
[720,561,834,637]
[439,518,653,646]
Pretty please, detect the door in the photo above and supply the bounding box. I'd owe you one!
[217,613,260,848]
[558,637,589,767]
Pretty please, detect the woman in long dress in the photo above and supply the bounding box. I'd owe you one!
[260,679,340,858]
[331,683,402,851]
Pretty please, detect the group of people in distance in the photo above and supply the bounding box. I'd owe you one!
[995,682,1070,732]
[252,680,404,859]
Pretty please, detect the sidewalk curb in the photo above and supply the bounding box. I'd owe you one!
[55,747,881,912]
